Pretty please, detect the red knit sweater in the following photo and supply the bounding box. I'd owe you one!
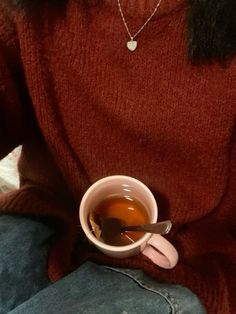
[0,1,235,313]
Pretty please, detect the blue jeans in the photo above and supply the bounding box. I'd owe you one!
[0,215,206,314]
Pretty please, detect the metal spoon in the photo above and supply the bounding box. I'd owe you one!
[101,218,172,240]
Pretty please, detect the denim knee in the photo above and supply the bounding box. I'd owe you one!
[0,215,53,313]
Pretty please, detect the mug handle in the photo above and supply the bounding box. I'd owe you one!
[142,234,178,269]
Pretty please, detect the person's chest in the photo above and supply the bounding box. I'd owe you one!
[19,1,236,221]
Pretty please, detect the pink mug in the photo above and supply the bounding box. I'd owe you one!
[79,175,178,269]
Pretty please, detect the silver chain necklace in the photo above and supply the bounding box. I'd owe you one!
[117,0,163,51]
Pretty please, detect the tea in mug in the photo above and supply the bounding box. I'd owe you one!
[90,194,150,246]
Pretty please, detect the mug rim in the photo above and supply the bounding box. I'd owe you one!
[79,175,158,252]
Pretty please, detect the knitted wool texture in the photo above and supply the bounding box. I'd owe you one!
[0,1,235,313]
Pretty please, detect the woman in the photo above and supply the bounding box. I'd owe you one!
[0,0,235,313]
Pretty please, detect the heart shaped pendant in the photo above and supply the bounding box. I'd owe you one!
[127,40,137,51]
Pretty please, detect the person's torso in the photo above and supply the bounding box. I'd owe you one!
[16,0,236,223]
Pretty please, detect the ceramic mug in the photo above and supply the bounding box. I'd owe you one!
[79,175,178,269]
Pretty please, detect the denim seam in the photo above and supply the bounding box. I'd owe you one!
[104,266,180,314]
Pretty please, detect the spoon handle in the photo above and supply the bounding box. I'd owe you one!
[122,220,172,235]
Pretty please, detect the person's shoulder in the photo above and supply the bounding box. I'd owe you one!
[0,0,19,17]
[0,0,15,21]
[0,1,19,55]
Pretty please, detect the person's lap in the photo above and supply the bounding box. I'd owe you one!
[0,215,206,314]
[0,215,52,314]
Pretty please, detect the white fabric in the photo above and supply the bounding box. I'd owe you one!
[0,147,21,192]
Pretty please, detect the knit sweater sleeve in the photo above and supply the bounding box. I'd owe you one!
[0,3,78,281]
[147,122,236,313]
[175,123,236,313]
[0,2,33,159]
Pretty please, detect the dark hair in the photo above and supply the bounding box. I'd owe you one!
[188,0,236,60]
[11,0,236,61]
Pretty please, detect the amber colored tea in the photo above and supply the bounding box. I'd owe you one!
[91,194,150,246]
